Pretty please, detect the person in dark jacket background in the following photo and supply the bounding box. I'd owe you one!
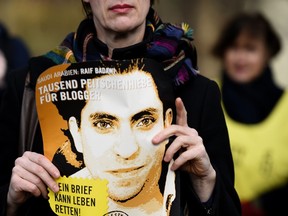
[0,23,30,103]
[0,0,240,215]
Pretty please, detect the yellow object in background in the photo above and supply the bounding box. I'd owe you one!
[225,91,288,201]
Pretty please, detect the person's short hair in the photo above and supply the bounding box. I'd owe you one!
[82,0,155,19]
[212,12,281,58]
[53,60,175,126]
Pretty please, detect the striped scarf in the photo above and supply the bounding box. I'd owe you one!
[44,8,198,86]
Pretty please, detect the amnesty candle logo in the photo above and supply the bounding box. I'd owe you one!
[36,59,176,216]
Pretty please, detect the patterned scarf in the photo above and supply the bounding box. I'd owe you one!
[44,8,198,86]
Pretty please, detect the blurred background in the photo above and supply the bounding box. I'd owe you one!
[0,0,287,86]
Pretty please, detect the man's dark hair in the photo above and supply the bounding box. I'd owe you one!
[53,59,175,126]
[212,12,281,58]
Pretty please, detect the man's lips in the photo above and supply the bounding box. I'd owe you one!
[107,165,144,174]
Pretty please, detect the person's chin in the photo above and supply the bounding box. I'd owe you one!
[111,19,141,32]
[108,183,143,202]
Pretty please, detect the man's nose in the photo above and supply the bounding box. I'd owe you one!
[113,127,139,159]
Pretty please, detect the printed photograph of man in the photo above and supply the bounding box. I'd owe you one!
[51,60,176,215]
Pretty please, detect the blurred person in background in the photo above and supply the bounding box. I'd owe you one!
[212,11,288,216]
[0,23,30,103]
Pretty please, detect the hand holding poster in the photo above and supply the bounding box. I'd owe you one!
[36,59,176,216]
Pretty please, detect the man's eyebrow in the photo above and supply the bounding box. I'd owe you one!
[89,112,118,121]
[131,108,158,122]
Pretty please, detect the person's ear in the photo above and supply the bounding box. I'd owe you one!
[164,108,173,128]
[68,116,83,152]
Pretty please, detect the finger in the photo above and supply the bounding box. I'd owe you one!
[12,165,49,198]
[170,148,198,171]
[18,152,59,193]
[10,174,42,199]
[152,125,197,144]
[164,135,198,162]
[176,97,188,127]
[23,152,60,179]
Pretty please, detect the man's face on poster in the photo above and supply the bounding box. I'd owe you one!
[70,71,172,202]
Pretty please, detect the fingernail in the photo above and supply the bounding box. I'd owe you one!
[54,171,60,178]
[53,184,59,193]
[171,166,176,171]
[152,137,158,144]
[163,155,170,162]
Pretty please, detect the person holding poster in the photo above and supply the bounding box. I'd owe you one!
[0,0,241,216]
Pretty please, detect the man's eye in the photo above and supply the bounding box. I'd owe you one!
[93,121,112,129]
[136,117,155,128]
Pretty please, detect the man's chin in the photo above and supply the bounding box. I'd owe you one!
[108,185,144,203]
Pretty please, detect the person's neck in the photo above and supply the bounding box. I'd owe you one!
[95,23,146,58]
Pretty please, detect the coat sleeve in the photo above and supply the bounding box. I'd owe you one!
[178,76,241,215]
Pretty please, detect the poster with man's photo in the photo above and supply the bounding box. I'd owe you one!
[36,59,177,216]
